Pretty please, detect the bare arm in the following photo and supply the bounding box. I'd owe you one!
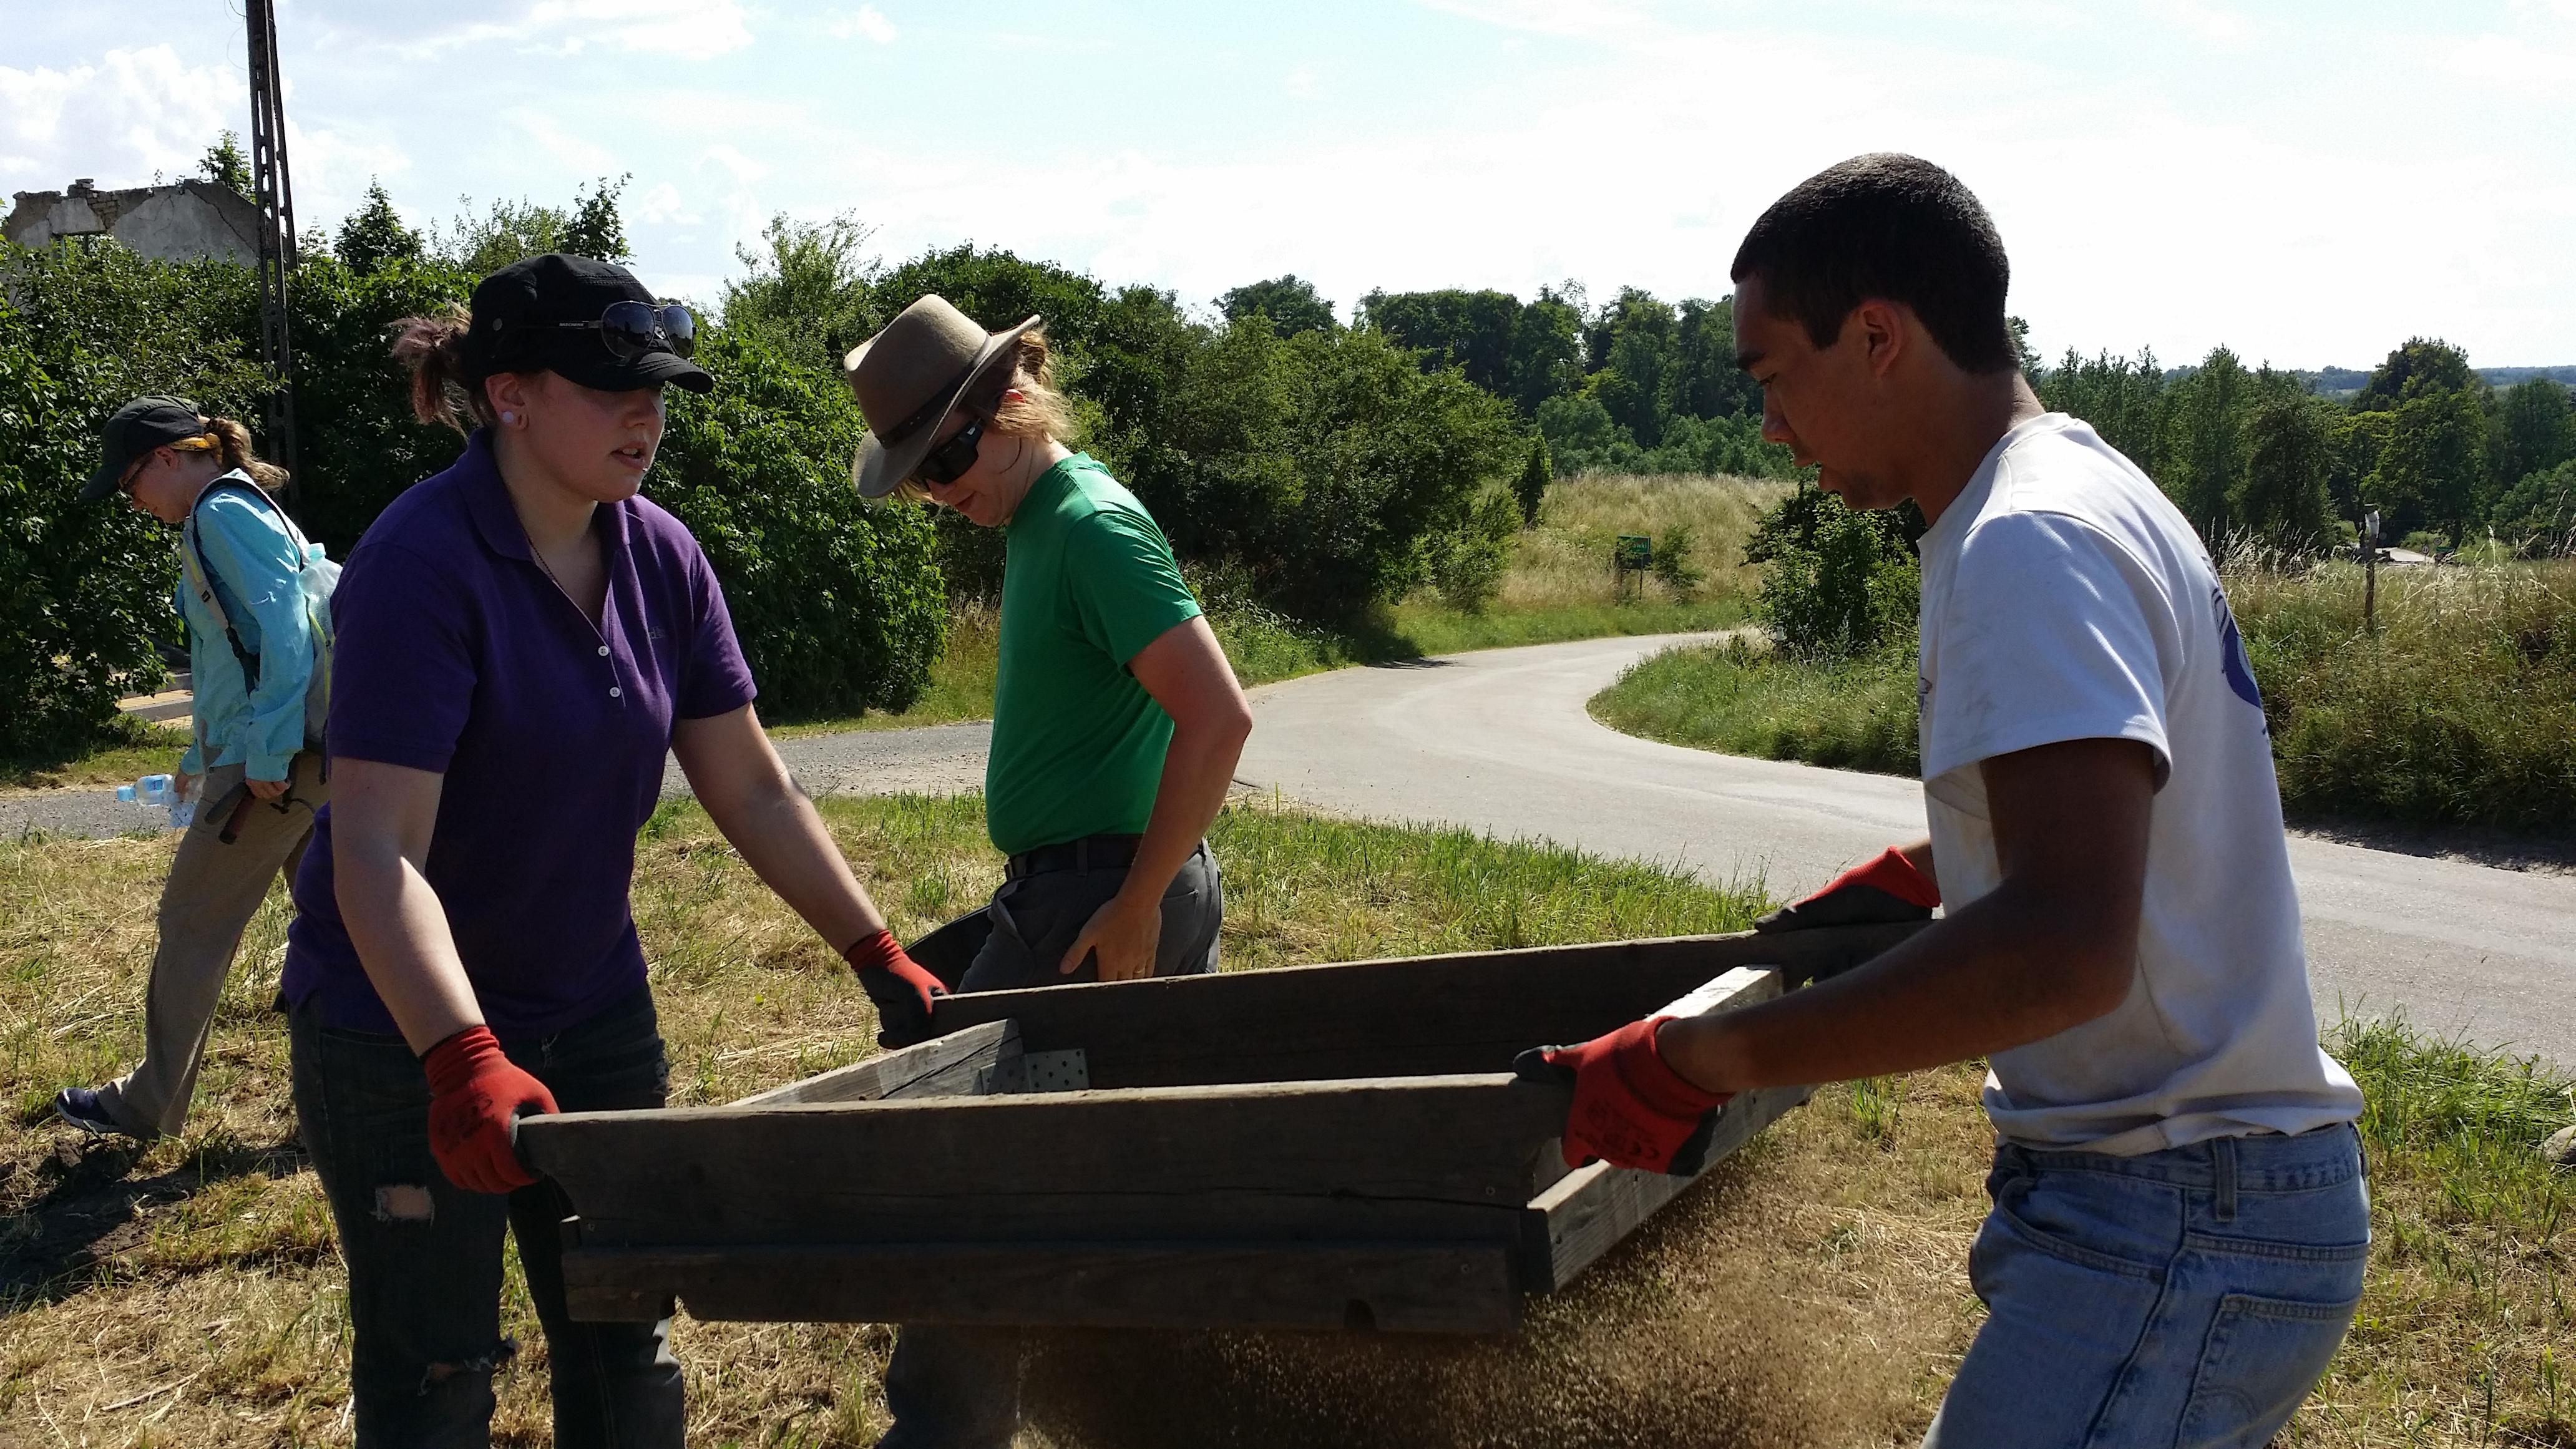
[1661,736,2154,1091]
[331,757,485,1055]
[1061,615,1256,980]
[671,703,885,953]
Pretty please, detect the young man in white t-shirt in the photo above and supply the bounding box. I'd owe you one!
[1539,154,2368,1447]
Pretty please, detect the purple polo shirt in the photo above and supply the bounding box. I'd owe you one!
[281,430,756,1035]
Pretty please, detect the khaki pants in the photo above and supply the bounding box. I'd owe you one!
[98,751,327,1139]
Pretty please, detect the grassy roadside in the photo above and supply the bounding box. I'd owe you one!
[0,715,193,794]
[1594,557,2576,839]
[5,793,2571,1445]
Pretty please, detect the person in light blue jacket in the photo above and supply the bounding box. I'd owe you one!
[56,396,333,1141]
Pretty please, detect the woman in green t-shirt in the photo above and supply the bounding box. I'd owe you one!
[845,295,1253,1449]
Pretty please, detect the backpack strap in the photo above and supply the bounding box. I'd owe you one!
[180,473,305,691]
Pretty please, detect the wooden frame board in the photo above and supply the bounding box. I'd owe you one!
[522,922,1920,1335]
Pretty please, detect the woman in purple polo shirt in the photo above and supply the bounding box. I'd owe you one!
[279,253,945,1448]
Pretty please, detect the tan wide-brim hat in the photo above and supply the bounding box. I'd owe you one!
[845,295,1041,499]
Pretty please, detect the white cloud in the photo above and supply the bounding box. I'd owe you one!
[1284,66,1319,97]
[382,0,753,59]
[2446,31,2576,92]
[509,109,622,175]
[0,47,235,190]
[829,6,899,44]
[2165,0,2254,49]
[634,180,697,225]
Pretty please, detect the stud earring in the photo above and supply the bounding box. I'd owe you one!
[501,411,518,425]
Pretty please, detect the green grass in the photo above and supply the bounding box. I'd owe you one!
[1,713,190,793]
[1591,635,1921,776]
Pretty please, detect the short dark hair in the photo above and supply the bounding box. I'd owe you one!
[1730,154,2016,374]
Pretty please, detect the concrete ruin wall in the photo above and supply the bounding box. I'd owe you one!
[3,180,265,266]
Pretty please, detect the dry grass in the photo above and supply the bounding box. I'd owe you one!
[1495,471,1788,613]
[4,794,2566,1447]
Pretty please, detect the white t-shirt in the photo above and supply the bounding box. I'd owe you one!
[1916,412,2363,1156]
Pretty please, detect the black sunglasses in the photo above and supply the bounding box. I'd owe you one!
[912,415,987,489]
[549,301,696,362]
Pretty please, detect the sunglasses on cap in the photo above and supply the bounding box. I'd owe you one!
[546,301,696,362]
[912,414,988,490]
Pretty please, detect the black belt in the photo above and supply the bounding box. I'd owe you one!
[1005,833,1145,882]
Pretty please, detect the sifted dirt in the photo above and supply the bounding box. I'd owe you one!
[1014,1095,1994,1449]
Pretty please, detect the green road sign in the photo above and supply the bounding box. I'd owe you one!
[1616,534,1652,570]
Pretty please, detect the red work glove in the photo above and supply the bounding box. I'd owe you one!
[422,1025,557,1194]
[845,929,948,1049]
[1754,846,1939,933]
[1532,1017,1733,1173]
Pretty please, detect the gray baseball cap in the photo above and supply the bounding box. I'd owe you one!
[83,396,212,502]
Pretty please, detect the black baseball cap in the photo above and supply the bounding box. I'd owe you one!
[462,253,713,395]
[83,395,211,502]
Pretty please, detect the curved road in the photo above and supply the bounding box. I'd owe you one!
[1236,633,2576,1065]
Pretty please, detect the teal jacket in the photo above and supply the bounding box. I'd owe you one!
[177,473,313,782]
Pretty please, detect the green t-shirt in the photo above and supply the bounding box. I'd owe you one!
[985,454,1204,856]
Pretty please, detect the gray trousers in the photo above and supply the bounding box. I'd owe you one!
[879,841,1221,1449]
[99,751,326,1139]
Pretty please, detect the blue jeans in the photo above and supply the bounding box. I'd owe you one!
[1925,1124,2369,1449]
[290,988,684,1449]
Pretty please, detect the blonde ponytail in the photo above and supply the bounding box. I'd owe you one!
[204,416,290,490]
[390,305,494,436]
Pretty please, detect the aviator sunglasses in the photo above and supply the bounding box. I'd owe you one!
[547,300,696,362]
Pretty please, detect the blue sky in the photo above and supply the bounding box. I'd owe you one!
[6,1,2573,369]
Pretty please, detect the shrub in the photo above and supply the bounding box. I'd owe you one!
[0,241,267,760]
[1652,524,1705,597]
[2489,460,2576,557]
[651,329,947,718]
[1742,486,1920,656]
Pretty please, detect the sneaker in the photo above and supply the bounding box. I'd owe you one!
[54,1086,132,1138]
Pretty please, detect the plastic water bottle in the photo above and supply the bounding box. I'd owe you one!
[169,799,195,831]
[116,784,137,803]
[138,774,173,806]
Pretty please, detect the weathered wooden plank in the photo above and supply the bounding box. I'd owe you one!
[1512,965,1816,1290]
[728,1020,1022,1108]
[1521,1085,1810,1292]
[925,923,1920,1088]
[520,1075,1570,1249]
[562,1241,1520,1335]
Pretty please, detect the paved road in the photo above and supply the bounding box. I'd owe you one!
[1236,633,2576,1065]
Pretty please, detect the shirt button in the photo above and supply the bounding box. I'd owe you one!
[597,645,610,657]
[609,686,622,698]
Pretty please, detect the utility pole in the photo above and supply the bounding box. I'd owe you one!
[245,0,300,489]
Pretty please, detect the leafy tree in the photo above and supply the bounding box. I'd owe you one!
[2235,383,2336,556]
[561,173,634,263]
[197,131,253,203]
[2037,348,2164,471]
[873,244,1107,355]
[0,240,266,757]
[2328,409,2391,522]
[652,329,946,716]
[2489,459,2576,556]
[1357,285,1584,416]
[432,195,568,276]
[2352,337,2476,412]
[1217,275,1335,337]
[723,212,884,372]
[1512,434,1551,524]
[334,179,424,275]
[2159,346,2253,537]
[2489,379,2575,497]
[2372,388,2487,543]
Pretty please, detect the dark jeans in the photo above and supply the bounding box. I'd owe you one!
[880,842,1222,1449]
[290,988,683,1449]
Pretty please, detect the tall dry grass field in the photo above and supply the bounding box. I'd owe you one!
[1498,471,1788,612]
